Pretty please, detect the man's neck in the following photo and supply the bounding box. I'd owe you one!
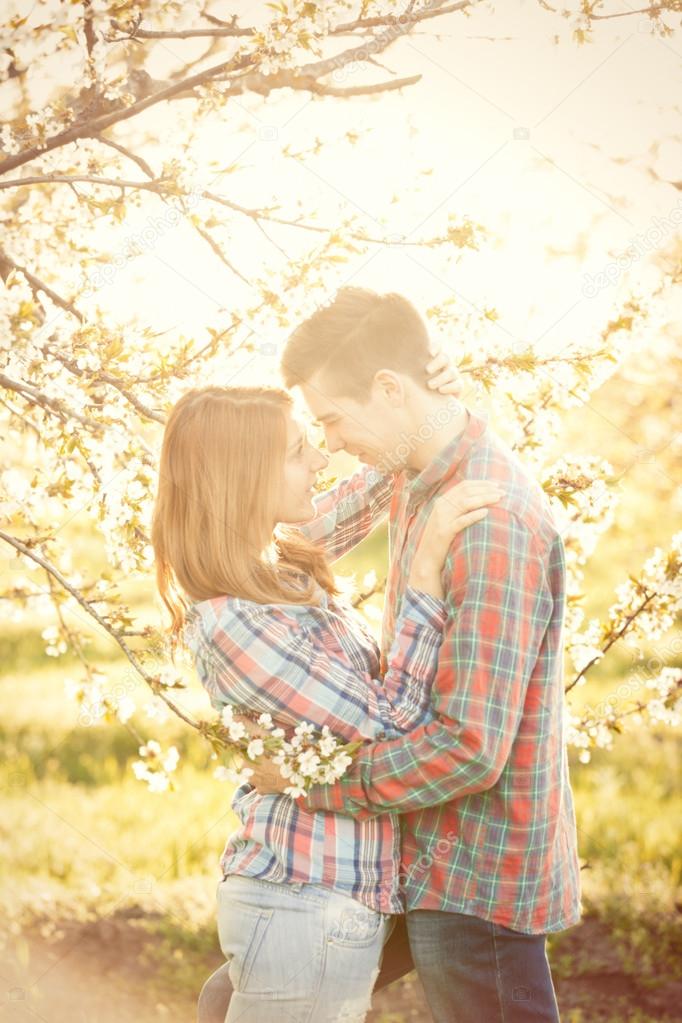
[401,394,470,473]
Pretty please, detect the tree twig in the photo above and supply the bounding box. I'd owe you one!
[95,134,156,178]
[0,246,85,322]
[0,1,465,178]
[0,528,200,729]
[565,590,658,693]
[0,371,105,432]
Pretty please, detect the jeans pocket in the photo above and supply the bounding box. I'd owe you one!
[325,893,387,949]
[217,885,274,992]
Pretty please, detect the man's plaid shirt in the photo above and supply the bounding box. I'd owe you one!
[299,410,582,934]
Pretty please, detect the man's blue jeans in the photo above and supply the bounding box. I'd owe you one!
[407,909,561,1023]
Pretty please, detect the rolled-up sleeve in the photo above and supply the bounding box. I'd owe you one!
[296,466,395,561]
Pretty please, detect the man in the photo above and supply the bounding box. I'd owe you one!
[212,287,581,1022]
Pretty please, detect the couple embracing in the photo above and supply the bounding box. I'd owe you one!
[151,287,581,1023]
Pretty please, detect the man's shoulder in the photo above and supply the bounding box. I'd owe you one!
[465,432,561,549]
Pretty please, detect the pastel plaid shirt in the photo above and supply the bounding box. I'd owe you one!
[300,410,582,934]
[185,466,445,915]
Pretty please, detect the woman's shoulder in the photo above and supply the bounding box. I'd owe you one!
[188,592,322,641]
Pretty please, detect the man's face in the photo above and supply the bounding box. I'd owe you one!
[300,370,403,468]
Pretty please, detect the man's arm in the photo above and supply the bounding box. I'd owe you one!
[298,509,556,819]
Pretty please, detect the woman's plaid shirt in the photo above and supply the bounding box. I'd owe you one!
[299,411,582,935]
[185,466,445,915]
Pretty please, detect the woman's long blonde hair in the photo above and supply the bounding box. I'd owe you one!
[151,385,338,649]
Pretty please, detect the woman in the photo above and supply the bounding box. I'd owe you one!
[151,375,501,1022]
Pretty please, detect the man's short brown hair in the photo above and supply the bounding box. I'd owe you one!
[281,287,431,399]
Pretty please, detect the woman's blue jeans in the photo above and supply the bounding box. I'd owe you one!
[214,874,394,1022]
[198,889,414,1023]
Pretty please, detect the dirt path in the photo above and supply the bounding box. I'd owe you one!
[1,926,194,1023]
[0,925,430,1023]
[2,916,681,1023]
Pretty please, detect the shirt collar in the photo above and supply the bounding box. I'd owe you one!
[405,407,489,501]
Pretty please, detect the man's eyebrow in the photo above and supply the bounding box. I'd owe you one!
[315,413,337,424]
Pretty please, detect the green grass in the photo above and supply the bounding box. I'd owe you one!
[1,660,679,1015]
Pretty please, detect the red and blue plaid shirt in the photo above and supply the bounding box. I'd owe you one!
[186,467,445,914]
[300,410,582,934]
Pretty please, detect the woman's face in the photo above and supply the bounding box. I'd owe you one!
[276,411,329,524]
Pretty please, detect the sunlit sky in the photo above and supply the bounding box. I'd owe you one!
[3,1,681,380]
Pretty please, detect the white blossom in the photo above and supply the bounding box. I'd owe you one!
[214,765,254,786]
[228,720,248,742]
[162,746,180,773]
[331,752,353,777]
[139,739,161,758]
[318,734,338,757]
[144,697,170,723]
[147,772,170,793]
[158,666,182,688]
[283,784,306,799]
[246,738,265,760]
[115,695,136,723]
[296,749,321,777]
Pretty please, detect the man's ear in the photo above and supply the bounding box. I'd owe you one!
[372,369,405,407]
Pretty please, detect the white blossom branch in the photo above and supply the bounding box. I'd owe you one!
[566,590,658,693]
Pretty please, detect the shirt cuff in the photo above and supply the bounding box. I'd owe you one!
[400,585,447,632]
[297,770,367,814]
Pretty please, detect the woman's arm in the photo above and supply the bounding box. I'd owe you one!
[295,465,395,562]
[191,591,446,745]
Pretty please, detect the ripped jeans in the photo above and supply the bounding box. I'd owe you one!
[216,873,394,1023]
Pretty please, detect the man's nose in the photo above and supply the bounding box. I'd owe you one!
[325,429,344,454]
